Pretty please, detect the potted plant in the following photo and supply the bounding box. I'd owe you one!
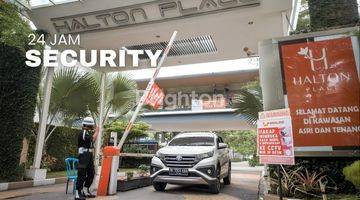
[138,164,150,177]
[126,171,134,180]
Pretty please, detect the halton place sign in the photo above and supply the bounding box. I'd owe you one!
[51,0,260,34]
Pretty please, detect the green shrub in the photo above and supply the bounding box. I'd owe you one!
[308,0,359,31]
[119,145,152,168]
[0,2,42,182]
[269,157,358,197]
[45,126,78,171]
[28,124,79,171]
[249,156,262,167]
[138,164,150,176]
[270,166,338,199]
[105,120,151,169]
[126,171,134,180]
[104,120,150,145]
[123,145,150,154]
[343,161,360,189]
[270,166,300,197]
[231,157,243,162]
[120,157,151,168]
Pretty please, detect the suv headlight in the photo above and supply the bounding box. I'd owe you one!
[155,152,165,160]
[197,151,214,160]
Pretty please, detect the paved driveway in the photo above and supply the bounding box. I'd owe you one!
[0,166,262,200]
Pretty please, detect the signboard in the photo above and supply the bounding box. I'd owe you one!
[279,37,360,147]
[191,99,203,111]
[257,108,295,165]
[51,0,260,34]
[202,98,227,110]
[191,98,227,110]
[144,83,165,109]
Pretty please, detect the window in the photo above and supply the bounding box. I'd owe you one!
[169,137,214,146]
[219,137,224,143]
[216,137,224,148]
[216,138,221,147]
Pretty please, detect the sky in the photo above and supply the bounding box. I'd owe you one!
[25,0,78,8]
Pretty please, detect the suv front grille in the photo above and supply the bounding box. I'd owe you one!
[164,155,197,168]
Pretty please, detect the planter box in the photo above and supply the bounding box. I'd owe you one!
[117,176,151,192]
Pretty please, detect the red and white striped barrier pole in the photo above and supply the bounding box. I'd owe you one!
[97,31,178,196]
[117,30,178,150]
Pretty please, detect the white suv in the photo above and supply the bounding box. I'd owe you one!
[150,132,231,194]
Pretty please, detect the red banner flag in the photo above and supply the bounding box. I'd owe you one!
[144,83,165,109]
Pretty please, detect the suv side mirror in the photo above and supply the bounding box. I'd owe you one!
[218,143,227,149]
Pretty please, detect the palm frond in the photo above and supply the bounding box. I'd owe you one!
[51,68,99,119]
[232,85,263,126]
[108,74,137,115]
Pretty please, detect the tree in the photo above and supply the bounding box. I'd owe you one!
[308,0,359,31]
[218,130,257,156]
[104,120,150,143]
[0,2,42,181]
[101,73,138,124]
[292,0,311,34]
[28,69,138,169]
[232,81,263,126]
[294,0,359,34]
[231,81,262,165]
[35,69,137,143]
[35,68,99,143]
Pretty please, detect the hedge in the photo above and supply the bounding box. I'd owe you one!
[28,125,79,172]
[0,2,42,182]
[119,157,152,168]
[104,120,152,168]
[104,120,149,144]
[308,0,359,31]
[26,120,152,172]
[27,124,152,171]
[119,145,152,168]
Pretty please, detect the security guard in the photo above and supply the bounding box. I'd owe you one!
[75,117,99,200]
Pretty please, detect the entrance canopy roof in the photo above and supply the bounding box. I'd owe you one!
[141,109,254,131]
[25,0,299,71]
[127,58,259,89]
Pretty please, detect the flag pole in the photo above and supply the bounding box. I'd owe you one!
[117,31,178,149]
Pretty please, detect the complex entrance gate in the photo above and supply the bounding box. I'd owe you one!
[23,0,300,188]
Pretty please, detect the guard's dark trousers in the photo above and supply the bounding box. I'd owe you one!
[76,152,95,191]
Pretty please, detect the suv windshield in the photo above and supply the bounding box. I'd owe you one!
[168,137,214,146]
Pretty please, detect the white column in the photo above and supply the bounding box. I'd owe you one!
[95,72,106,172]
[108,131,118,195]
[27,67,54,180]
[33,67,54,168]
[110,132,118,145]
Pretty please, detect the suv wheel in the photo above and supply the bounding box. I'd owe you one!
[223,163,231,185]
[209,166,221,194]
[153,182,167,191]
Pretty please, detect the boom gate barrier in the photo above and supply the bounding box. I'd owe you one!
[97,146,120,196]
